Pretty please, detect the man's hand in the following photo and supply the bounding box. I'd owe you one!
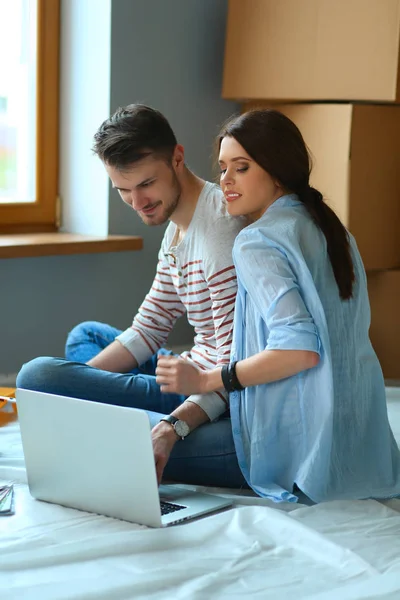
[151,421,179,485]
[156,356,206,395]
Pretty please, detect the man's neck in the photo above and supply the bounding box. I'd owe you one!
[170,168,207,233]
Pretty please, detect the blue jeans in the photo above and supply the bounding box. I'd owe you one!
[17,321,247,489]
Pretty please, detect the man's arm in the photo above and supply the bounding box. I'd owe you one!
[116,252,185,365]
[89,248,185,373]
[87,340,138,372]
[151,401,210,484]
[151,216,241,482]
[185,217,239,420]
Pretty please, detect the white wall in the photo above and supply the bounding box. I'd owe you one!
[59,0,111,235]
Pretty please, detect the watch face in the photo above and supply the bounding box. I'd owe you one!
[174,420,190,438]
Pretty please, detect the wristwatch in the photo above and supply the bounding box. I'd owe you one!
[160,415,190,440]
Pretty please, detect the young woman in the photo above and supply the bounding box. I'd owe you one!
[156,109,400,503]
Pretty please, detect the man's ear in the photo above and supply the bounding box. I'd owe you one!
[172,144,185,171]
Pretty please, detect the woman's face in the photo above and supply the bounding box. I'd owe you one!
[219,136,284,222]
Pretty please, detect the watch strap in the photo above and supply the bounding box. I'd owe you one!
[160,415,179,426]
[159,415,190,439]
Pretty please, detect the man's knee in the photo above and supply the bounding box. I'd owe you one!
[17,357,64,392]
[66,321,102,345]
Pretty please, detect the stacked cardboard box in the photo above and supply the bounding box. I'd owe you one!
[222,0,400,377]
[367,271,400,380]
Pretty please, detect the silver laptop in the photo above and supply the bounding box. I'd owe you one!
[16,389,232,527]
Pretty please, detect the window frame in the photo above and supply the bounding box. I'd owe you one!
[0,0,60,234]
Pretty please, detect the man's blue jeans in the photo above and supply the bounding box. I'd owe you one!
[16,321,247,488]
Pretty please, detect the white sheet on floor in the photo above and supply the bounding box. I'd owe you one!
[0,390,400,599]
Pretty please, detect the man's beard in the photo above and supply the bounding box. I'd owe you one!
[140,171,181,226]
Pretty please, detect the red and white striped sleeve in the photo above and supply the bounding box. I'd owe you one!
[207,264,237,366]
[116,250,185,365]
[195,263,237,415]
[186,216,240,420]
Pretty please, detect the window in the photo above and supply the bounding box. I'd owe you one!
[0,0,60,233]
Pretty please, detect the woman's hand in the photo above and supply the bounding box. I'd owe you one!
[156,356,206,395]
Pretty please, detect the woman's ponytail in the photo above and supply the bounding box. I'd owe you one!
[300,186,355,300]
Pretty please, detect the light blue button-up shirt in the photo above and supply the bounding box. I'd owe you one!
[230,194,400,503]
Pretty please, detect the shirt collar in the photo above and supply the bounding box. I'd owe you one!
[268,193,301,210]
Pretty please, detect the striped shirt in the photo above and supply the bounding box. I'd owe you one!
[116,182,245,420]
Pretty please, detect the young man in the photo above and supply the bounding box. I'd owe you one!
[17,104,246,487]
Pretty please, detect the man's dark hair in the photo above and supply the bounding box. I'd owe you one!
[93,104,178,168]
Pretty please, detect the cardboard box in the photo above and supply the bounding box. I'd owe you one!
[243,102,400,271]
[367,270,400,380]
[223,0,400,102]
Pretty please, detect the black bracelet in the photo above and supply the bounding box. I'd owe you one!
[230,361,245,391]
[221,361,245,393]
[221,364,232,392]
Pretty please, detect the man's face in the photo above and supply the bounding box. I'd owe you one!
[105,154,182,226]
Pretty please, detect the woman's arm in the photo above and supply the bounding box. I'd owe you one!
[156,348,319,395]
[157,229,322,396]
[204,348,319,393]
[236,348,319,386]
[212,348,319,391]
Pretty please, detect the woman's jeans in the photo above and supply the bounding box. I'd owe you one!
[16,321,247,489]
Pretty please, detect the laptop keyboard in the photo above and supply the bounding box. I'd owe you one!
[160,500,187,515]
